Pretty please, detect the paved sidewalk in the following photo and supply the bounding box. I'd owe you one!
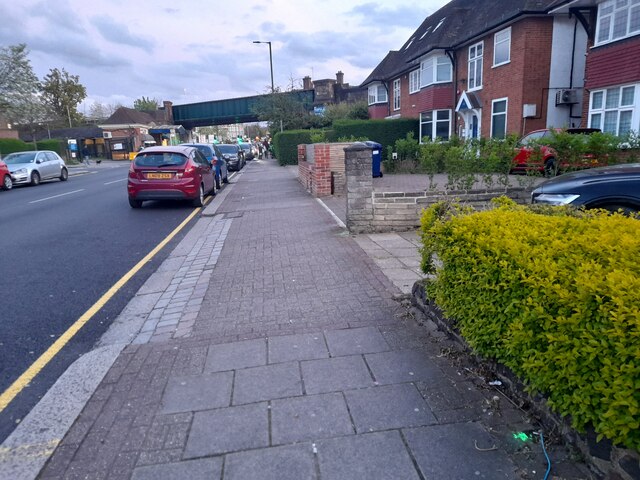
[8,158,592,479]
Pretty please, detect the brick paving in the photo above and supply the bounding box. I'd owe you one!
[35,158,593,479]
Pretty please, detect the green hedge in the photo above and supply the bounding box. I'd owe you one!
[420,199,640,449]
[272,130,313,165]
[0,138,64,156]
[331,118,419,154]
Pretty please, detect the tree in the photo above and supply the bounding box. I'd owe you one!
[133,96,159,111]
[0,44,50,146]
[252,88,316,131]
[41,67,87,127]
[87,102,108,121]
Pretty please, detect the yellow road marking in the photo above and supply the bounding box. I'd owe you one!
[0,206,203,413]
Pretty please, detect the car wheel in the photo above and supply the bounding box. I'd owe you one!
[128,197,143,208]
[2,174,12,190]
[544,158,557,177]
[30,171,41,186]
[193,183,204,207]
[60,167,68,181]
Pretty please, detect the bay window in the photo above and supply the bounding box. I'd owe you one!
[589,85,637,135]
[368,84,387,105]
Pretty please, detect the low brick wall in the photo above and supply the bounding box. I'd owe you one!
[298,142,353,197]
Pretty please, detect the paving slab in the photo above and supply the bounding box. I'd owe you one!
[271,392,354,444]
[316,431,420,480]
[365,348,443,384]
[324,326,390,356]
[160,370,232,414]
[344,383,437,433]
[232,361,302,404]
[204,338,267,372]
[301,355,374,395]
[403,423,519,479]
[131,457,222,480]
[183,402,269,458]
[223,443,317,480]
[268,333,329,364]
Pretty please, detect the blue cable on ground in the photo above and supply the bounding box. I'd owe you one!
[539,432,552,480]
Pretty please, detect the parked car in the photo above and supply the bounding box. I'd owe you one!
[3,150,68,186]
[218,144,245,171]
[531,163,640,214]
[239,143,254,161]
[127,145,215,208]
[512,128,602,175]
[1,159,13,190]
[182,143,228,189]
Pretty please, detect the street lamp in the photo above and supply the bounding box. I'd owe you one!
[253,40,274,93]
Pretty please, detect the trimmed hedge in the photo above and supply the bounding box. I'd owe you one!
[272,130,313,165]
[420,199,640,449]
[331,118,419,154]
[0,138,64,156]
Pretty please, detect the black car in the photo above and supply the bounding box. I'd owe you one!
[217,144,245,171]
[531,163,640,214]
[238,143,254,161]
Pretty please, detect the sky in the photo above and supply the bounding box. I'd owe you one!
[0,0,449,114]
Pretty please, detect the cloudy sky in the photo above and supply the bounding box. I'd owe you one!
[0,0,449,113]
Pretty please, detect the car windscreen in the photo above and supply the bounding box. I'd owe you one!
[217,145,237,154]
[134,152,187,167]
[191,146,213,160]
[4,152,37,164]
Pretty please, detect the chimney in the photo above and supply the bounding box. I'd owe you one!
[162,100,173,124]
[303,76,313,90]
[336,71,344,85]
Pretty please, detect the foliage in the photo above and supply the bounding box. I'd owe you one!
[383,132,423,174]
[420,200,640,449]
[252,88,316,132]
[322,101,369,125]
[133,96,159,111]
[0,137,63,156]
[41,67,87,127]
[332,118,419,155]
[271,130,313,165]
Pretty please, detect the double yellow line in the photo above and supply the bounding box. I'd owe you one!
[0,203,206,413]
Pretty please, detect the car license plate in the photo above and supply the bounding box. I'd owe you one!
[146,172,173,179]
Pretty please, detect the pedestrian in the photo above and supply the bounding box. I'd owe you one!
[262,138,270,159]
[82,145,90,166]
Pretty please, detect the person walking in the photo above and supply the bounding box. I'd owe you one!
[82,145,90,166]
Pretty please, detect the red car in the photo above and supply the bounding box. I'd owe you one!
[512,128,602,175]
[127,145,215,208]
[0,159,13,190]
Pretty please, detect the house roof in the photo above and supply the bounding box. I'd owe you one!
[23,125,104,142]
[362,0,559,86]
[102,107,156,125]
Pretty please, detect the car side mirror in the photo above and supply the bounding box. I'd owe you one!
[36,159,42,164]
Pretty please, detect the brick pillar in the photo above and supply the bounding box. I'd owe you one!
[314,144,331,197]
[344,143,373,233]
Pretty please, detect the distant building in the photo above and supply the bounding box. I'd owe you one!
[303,71,367,113]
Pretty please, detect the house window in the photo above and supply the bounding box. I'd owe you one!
[589,85,637,135]
[393,79,401,111]
[409,69,420,93]
[420,54,452,87]
[493,27,511,66]
[468,42,483,90]
[420,110,451,141]
[596,0,640,45]
[491,98,508,138]
[368,84,387,105]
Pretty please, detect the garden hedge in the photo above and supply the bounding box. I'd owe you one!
[331,118,419,154]
[420,199,640,449]
[0,138,64,156]
[272,130,313,166]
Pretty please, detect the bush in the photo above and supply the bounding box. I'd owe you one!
[272,130,313,165]
[0,138,64,157]
[420,199,640,449]
[332,118,419,155]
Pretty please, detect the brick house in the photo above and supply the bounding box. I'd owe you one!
[552,0,640,137]
[361,0,591,141]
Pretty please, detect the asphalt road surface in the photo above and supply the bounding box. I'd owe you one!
[0,164,203,442]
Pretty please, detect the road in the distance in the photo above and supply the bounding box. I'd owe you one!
[0,164,201,442]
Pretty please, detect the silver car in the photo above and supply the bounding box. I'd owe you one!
[4,150,69,186]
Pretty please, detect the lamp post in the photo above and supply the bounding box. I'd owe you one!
[253,40,274,93]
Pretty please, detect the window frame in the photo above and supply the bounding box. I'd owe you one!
[493,27,511,67]
[468,41,483,91]
[595,0,640,45]
[420,109,451,141]
[409,69,420,94]
[588,84,637,136]
[367,83,388,105]
[491,98,508,139]
[419,54,452,88]
[393,79,401,111]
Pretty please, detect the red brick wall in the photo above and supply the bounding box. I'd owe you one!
[456,17,553,137]
[297,144,333,197]
[368,104,388,119]
[585,37,640,90]
[298,145,313,192]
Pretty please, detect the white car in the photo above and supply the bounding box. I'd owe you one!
[4,150,68,186]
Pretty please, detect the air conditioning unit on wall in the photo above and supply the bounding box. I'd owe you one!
[102,131,112,139]
[556,89,579,105]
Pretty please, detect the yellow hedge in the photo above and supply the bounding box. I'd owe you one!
[420,200,640,449]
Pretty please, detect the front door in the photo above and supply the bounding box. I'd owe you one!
[471,115,479,139]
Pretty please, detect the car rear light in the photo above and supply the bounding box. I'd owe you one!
[128,165,139,179]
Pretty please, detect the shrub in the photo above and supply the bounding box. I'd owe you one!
[0,138,63,157]
[420,200,640,449]
[332,118,419,154]
[272,130,313,165]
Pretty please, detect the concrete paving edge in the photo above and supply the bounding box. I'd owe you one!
[316,198,346,229]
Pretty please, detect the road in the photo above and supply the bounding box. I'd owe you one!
[0,163,205,442]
